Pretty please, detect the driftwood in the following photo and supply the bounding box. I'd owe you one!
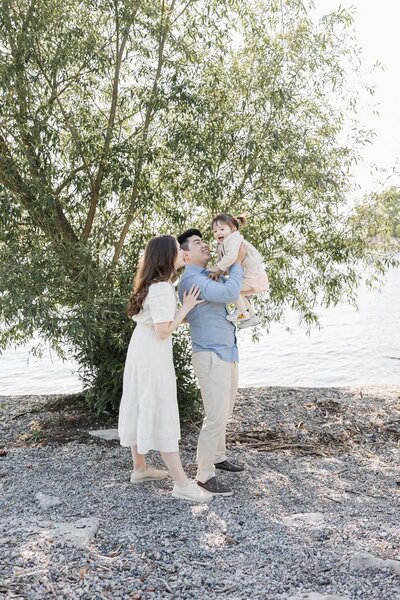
[226,412,400,457]
[227,429,329,455]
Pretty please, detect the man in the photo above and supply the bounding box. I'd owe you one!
[177,228,248,497]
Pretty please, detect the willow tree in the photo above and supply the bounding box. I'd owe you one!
[367,187,400,239]
[0,0,395,413]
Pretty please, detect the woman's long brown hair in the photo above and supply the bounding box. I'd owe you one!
[127,235,178,317]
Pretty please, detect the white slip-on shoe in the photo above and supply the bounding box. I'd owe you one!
[225,309,240,322]
[172,481,213,503]
[130,466,168,483]
[226,310,250,323]
[237,315,261,329]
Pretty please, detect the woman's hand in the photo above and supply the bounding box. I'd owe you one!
[182,285,205,311]
[235,242,248,264]
[154,286,204,340]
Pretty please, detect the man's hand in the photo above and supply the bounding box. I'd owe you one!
[207,265,223,280]
[235,242,248,264]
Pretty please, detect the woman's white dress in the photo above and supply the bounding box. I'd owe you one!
[118,281,180,453]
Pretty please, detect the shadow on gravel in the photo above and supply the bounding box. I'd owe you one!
[4,394,118,447]
[227,386,400,457]
[220,386,400,521]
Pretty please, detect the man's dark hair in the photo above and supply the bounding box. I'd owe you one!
[177,228,202,250]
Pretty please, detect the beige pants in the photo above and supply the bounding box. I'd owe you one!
[192,351,238,483]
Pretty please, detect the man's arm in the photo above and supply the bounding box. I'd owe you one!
[195,263,243,303]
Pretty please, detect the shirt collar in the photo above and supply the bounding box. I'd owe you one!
[184,264,208,275]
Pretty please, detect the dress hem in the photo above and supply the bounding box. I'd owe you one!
[119,438,181,453]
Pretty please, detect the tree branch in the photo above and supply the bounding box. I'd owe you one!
[53,164,86,196]
[0,134,30,196]
[111,0,176,267]
[46,77,96,191]
[80,1,139,241]
[3,1,78,243]
[170,0,195,25]
[0,133,78,243]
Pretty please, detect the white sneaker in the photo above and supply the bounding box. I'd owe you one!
[226,310,250,323]
[237,315,261,329]
[172,481,213,503]
[130,466,168,483]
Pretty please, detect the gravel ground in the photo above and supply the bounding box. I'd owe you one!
[0,386,399,600]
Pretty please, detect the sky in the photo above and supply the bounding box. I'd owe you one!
[313,1,400,196]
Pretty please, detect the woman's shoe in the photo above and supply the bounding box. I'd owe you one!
[130,466,168,483]
[172,481,213,503]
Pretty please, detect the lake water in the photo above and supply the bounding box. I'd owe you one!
[1,266,399,395]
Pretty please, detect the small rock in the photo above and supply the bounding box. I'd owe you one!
[88,429,119,441]
[36,492,62,510]
[288,594,351,600]
[283,512,325,527]
[43,518,100,549]
[350,552,400,575]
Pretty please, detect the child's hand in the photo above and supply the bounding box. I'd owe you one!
[208,272,219,281]
[207,266,223,280]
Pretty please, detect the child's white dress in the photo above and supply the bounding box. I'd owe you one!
[118,281,180,453]
[216,231,269,293]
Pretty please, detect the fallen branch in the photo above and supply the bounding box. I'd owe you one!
[254,443,327,456]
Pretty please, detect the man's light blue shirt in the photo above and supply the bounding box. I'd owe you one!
[178,263,244,363]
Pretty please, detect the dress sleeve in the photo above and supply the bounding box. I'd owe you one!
[148,282,176,323]
[216,231,244,272]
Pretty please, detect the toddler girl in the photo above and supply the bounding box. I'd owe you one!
[208,213,269,327]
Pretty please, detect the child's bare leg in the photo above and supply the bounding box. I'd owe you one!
[242,295,256,316]
[234,294,249,314]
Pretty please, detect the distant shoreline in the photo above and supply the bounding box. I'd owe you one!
[2,266,400,393]
[1,381,399,402]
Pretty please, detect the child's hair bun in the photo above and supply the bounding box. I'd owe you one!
[211,212,248,231]
[234,213,248,227]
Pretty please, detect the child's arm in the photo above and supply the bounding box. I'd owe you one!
[216,231,244,272]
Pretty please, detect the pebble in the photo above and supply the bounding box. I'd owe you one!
[87,429,119,441]
[36,492,62,509]
[283,512,325,527]
[350,552,400,575]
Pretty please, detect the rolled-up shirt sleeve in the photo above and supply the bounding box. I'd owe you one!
[197,264,243,303]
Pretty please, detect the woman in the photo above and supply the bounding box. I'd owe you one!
[118,235,212,503]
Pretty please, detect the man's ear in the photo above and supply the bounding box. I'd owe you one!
[183,250,191,263]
